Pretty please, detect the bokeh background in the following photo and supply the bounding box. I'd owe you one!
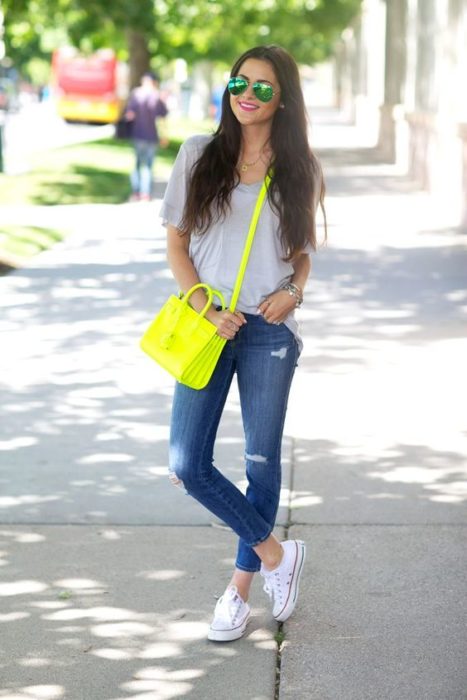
[0,0,466,262]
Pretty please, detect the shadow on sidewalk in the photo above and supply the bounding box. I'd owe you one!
[287,438,467,523]
[317,145,420,197]
[298,241,467,376]
[0,526,277,698]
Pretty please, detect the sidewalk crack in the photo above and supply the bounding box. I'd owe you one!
[274,437,296,699]
[274,624,286,700]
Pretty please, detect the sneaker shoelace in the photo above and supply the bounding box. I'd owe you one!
[263,569,292,605]
[217,587,243,624]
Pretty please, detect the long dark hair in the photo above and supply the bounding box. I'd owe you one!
[180,45,326,260]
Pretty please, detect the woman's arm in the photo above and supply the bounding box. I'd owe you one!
[290,252,311,294]
[166,223,200,296]
[258,252,311,324]
[166,224,246,339]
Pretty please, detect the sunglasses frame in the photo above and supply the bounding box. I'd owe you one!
[227,76,279,103]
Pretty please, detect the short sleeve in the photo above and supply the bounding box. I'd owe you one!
[160,143,189,228]
[160,135,211,229]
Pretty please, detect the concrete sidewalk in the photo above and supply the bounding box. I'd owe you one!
[1,108,467,699]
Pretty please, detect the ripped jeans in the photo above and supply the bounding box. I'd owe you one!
[169,313,299,572]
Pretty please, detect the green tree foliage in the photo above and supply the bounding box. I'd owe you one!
[3,0,362,82]
[154,0,362,65]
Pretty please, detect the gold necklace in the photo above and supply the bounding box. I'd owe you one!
[240,140,270,172]
[240,153,263,172]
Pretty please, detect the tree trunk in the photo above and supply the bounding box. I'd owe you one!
[378,0,407,161]
[415,0,438,113]
[126,29,150,90]
[383,0,407,106]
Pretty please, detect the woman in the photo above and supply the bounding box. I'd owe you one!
[161,45,325,642]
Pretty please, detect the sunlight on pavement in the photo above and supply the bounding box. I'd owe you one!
[117,678,194,700]
[139,569,185,581]
[43,606,135,622]
[97,529,122,540]
[280,487,323,509]
[0,531,46,544]
[17,658,53,668]
[368,466,467,504]
[91,621,155,638]
[0,496,62,509]
[53,578,105,590]
[92,648,134,660]
[165,620,208,642]
[77,453,134,464]
[427,484,467,504]
[29,602,70,610]
[290,493,324,508]
[0,580,48,596]
[0,686,64,700]
[137,643,183,660]
[0,437,37,450]
[287,338,467,457]
[369,466,461,485]
[114,666,205,699]
[0,612,30,622]
[143,466,170,477]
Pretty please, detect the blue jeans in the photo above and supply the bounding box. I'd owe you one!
[131,139,157,196]
[169,314,300,572]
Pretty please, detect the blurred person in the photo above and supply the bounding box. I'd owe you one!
[161,45,325,641]
[125,71,168,202]
[209,84,224,122]
[38,84,51,102]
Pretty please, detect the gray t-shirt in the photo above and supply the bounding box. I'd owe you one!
[160,134,310,347]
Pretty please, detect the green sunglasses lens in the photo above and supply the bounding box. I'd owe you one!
[228,77,248,95]
[228,77,275,102]
[253,82,274,102]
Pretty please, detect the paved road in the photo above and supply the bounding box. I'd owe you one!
[0,108,466,699]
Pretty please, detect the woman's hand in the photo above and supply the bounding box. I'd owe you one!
[206,308,247,340]
[258,290,297,325]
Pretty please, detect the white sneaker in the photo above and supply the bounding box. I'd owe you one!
[260,540,306,622]
[208,585,251,642]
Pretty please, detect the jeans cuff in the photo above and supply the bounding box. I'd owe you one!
[235,562,261,573]
[249,526,273,548]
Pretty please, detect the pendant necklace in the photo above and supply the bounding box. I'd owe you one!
[240,153,263,172]
[240,140,270,172]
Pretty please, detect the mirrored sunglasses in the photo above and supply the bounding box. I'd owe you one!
[227,76,278,103]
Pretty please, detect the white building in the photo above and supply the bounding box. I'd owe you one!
[335,0,467,229]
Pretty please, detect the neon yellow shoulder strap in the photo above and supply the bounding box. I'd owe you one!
[229,173,272,312]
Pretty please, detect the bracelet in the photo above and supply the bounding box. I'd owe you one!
[281,282,303,308]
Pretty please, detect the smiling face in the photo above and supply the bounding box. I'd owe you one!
[229,58,281,129]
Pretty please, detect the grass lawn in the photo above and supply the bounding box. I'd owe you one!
[0,117,215,266]
[0,117,215,207]
[0,225,64,262]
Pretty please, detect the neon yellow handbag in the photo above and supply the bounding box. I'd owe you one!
[140,175,271,389]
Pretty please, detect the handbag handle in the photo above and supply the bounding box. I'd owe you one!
[182,283,227,316]
[229,173,271,312]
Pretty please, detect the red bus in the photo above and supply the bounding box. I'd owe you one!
[52,47,127,124]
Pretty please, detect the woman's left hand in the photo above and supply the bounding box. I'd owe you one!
[258,290,297,325]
